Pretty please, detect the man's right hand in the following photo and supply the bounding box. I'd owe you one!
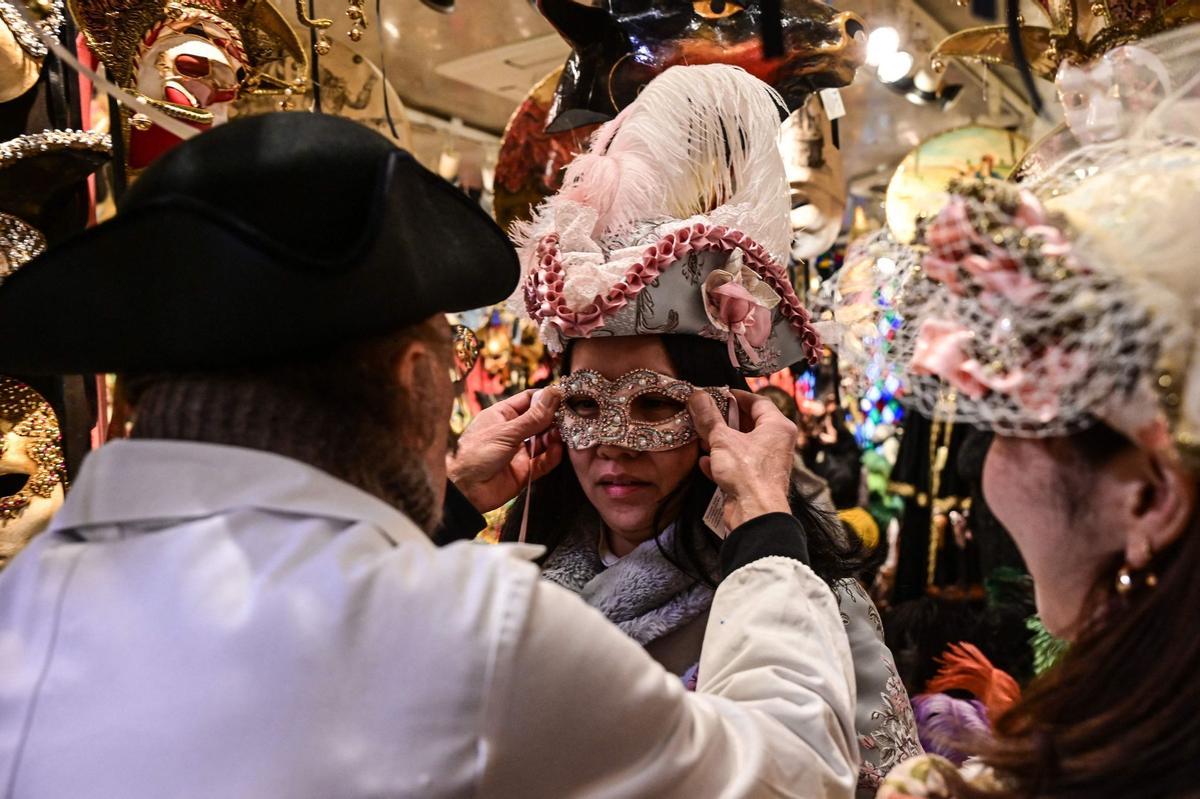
[447,388,564,513]
[689,390,796,531]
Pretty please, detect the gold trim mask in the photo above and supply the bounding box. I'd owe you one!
[0,378,66,567]
[556,369,731,452]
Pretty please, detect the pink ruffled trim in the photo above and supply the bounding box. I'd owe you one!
[523,222,822,365]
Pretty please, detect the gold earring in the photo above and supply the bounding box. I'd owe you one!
[1143,539,1159,589]
[1115,540,1158,595]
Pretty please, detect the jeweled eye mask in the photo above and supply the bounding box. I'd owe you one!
[556,369,731,452]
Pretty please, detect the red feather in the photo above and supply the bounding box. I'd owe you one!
[926,642,1021,720]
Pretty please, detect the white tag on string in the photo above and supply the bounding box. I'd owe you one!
[704,489,730,539]
[702,389,739,539]
[819,88,846,120]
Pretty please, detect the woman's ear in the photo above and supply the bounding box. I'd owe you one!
[1123,448,1196,568]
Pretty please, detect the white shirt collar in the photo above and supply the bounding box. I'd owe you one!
[53,439,428,547]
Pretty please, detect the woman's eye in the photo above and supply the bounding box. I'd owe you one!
[630,394,687,423]
[693,0,744,20]
[566,397,601,418]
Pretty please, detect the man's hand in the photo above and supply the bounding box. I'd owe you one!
[689,389,796,531]
[448,388,565,513]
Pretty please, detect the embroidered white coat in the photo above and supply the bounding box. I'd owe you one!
[0,441,860,797]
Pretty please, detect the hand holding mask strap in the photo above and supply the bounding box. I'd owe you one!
[555,369,731,453]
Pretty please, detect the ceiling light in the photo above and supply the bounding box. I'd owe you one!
[866,26,899,67]
[912,69,938,94]
[877,50,914,84]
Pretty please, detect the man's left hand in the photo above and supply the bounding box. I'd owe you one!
[448,388,565,513]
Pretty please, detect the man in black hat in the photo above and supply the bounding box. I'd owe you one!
[0,113,859,797]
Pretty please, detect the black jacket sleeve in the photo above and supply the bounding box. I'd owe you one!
[719,512,810,575]
[433,482,487,546]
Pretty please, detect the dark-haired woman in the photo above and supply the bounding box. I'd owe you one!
[832,106,1200,796]
[502,335,922,796]
[502,60,923,795]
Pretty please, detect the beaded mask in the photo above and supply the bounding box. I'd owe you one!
[0,130,111,281]
[0,0,65,102]
[0,378,66,568]
[556,369,731,452]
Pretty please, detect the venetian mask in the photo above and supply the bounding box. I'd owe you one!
[557,369,731,452]
[782,95,846,262]
[0,0,64,103]
[136,14,246,125]
[125,11,249,168]
[70,0,308,170]
[1057,45,1171,144]
[0,130,111,282]
[479,321,513,379]
[0,378,66,568]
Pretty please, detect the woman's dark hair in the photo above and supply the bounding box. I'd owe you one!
[820,459,862,510]
[500,335,867,586]
[946,422,1200,798]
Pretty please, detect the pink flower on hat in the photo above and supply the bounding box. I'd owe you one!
[920,191,1066,306]
[702,265,781,367]
[911,317,1031,399]
[910,318,989,399]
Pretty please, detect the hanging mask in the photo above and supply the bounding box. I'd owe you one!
[557,369,731,452]
[782,94,846,262]
[0,378,66,567]
[0,130,112,283]
[478,320,514,379]
[138,21,245,120]
[0,0,65,103]
[1056,45,1172,144]
[69,0,308,170]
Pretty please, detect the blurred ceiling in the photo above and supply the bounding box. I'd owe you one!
[306,0,1061,184]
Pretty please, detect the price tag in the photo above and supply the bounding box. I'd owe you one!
[704,488,730,539]
[819,88,846,120]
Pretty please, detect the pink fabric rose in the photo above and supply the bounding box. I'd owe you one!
[910,318,989,399]
[703,268,780,368]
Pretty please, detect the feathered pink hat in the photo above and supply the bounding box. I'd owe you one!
[512,64,821,376]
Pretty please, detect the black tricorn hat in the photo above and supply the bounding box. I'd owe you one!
[0,112,519,375]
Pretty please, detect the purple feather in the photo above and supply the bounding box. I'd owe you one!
[911,693,992,766]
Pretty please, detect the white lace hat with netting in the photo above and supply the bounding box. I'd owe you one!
[821,27,1200,456]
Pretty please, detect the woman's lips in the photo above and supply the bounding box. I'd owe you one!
[597,477,652,499]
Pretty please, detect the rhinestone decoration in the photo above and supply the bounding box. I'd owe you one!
[0,0,64,59]
[0,377,66,524]
[0,130,111,280]
[556,369,732,453]
[0,213,46,280]
[0,129,112,164]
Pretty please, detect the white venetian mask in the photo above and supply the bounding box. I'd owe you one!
[1056,45,1172,144]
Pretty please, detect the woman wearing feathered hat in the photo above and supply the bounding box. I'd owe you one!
[494,63,922,796]
[823,28,1200,797]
